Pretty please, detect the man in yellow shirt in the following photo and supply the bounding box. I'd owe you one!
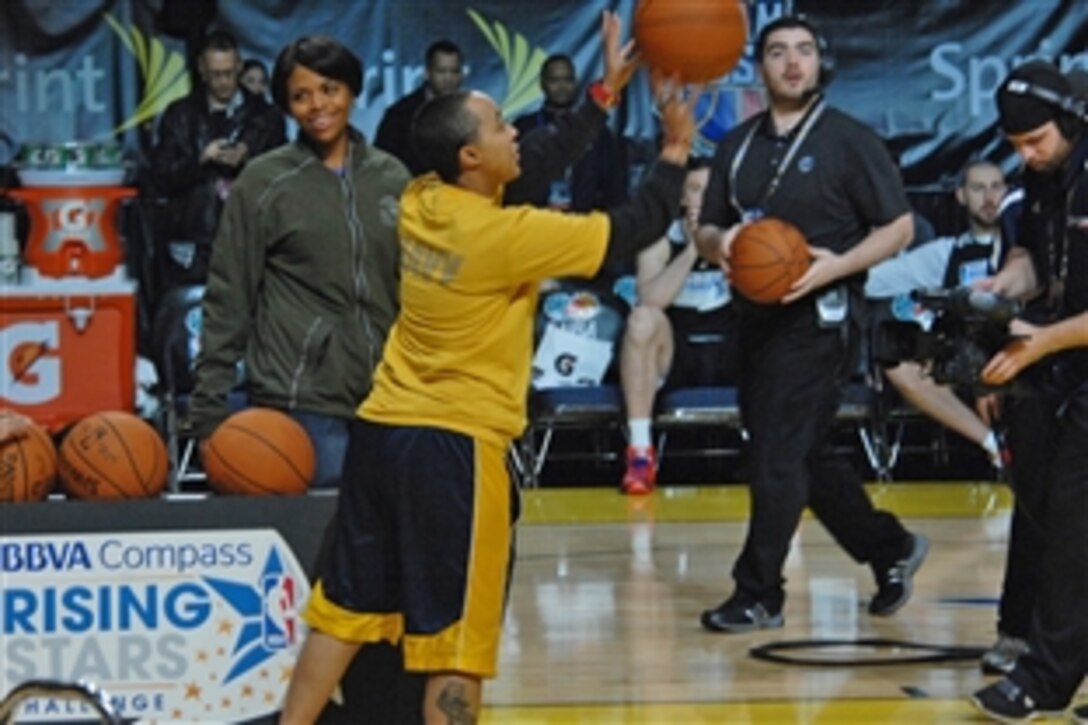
[281,14,698,725]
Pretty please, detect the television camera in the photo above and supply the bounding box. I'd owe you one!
[871,286,1022,391]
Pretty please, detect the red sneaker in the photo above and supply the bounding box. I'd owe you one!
[621,446,657,495]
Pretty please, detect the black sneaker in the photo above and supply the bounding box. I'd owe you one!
[700,596,784,633]
[869,532,929,616]
[971,678,1066,721]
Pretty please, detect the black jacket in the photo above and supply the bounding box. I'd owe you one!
[512,106,628,212]
[150,87,285,278]
[374,87,428,175]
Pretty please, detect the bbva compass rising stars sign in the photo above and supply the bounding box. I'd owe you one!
[0,530,311,722]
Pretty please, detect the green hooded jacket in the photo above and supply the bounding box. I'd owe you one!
[189,129,410,438]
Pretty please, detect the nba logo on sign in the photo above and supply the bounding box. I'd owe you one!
[204,545,307,686]
[261,571,297,650]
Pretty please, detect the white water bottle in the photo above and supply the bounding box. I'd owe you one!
[0,211,19,285]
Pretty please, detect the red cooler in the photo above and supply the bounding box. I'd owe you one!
[1,276,136,431]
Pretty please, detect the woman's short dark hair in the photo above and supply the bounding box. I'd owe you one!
[271,35,362,113]
[411,91,479,182]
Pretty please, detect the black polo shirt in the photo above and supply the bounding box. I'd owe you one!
[1016,135,1088,319]
[700,102,909,263]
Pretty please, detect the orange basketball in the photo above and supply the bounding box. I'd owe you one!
[730,217,811,303]
[0,410,57,503]
[634,0,748,83]
[203,408,314,496]
[58,411,169,500]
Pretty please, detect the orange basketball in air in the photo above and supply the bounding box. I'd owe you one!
[58,411,169,499]
[634,0,749,83]
[730,218,811,303]
[0,410,57,503]
[203,408,315,496]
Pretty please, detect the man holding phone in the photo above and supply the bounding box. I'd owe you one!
[150,29,285,289]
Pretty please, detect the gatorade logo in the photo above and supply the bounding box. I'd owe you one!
[40,198,108,252]
[1,321,61,405]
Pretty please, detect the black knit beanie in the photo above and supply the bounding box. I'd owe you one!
[996,60,1071,134]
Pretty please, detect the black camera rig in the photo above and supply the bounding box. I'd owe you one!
[871,286,1022,391]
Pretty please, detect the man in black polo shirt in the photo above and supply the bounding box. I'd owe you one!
[970,60,1088,723]
[694,15,926,632]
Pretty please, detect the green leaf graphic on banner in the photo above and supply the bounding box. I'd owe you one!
[103,13,190,134]
[466,9,546,118]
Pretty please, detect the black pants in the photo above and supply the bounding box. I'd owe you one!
[996,368,1058,639]
[1006,362,1088,706]
[731,304,909,608]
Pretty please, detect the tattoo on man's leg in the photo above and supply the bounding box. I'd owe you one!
[436,682,476,724]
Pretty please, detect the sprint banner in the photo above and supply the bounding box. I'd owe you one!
[0,530,310,722]
[0,0,1085,187]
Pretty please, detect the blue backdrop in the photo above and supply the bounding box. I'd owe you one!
[0,0,1085,188]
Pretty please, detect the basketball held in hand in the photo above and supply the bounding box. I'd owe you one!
[729,218,811,304]
[634,0,748,83]
[203,408,315,496]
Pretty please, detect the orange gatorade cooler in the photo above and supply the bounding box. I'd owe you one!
[1,276,136,431]
[8,185,136,279]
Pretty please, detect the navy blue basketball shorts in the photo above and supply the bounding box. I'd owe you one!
[304,419,513,678]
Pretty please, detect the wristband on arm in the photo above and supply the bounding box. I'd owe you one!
[587,80,619,110]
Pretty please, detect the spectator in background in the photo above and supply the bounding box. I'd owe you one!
[374,39,463,174]
[865,159,1014,470]
[513,53,628,211]
[150,30,285,289]
[189,35,411,490]
[240,57,271,99]
[618,157,737,494]
[515,54,632,395]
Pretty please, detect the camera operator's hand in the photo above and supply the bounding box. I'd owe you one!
[973,248,1038,301]
[976,393,1002,426]
[982,319,1050,386]
[783,246,845,304]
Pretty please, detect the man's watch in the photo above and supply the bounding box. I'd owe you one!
[587,80,619,110]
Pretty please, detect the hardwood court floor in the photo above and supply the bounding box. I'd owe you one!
[480,483,1088,723]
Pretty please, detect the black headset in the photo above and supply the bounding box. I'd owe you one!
[755,15,836,90]
[1003,75,1087,138]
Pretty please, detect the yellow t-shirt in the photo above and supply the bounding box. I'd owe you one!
[361,174,610,445]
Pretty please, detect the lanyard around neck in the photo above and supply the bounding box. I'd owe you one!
[730,99,826,218]
[957,230,1004,273]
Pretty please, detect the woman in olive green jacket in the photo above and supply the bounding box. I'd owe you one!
[190,36,411,488]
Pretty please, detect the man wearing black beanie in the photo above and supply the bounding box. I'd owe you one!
[970,59,1088,722]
